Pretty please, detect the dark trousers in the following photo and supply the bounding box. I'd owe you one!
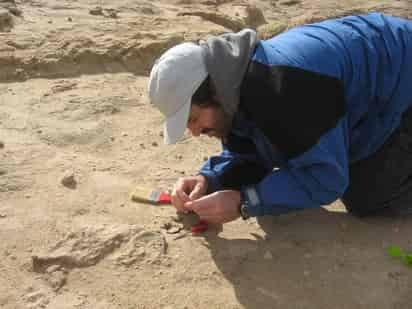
[342,106,412,217]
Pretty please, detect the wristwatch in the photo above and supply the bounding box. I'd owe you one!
[239,194,251,220]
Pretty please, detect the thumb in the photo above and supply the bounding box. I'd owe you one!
[184,195,205,211]
[183,200,194,211]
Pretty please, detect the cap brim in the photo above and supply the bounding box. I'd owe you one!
[163,98,191,144]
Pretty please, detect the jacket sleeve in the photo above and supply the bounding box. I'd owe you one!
[199,132,271,193]
[242,118,350,216]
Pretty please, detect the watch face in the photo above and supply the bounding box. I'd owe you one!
[240,203,250,220]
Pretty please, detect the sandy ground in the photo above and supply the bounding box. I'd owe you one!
[1,1,412,308]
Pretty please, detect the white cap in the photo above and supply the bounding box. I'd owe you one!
[148,42,208,144]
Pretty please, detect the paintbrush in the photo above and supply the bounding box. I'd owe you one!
[130,186,209,233]
[130,187,171,205]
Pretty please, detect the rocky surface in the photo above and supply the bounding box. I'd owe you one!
[1,1,412,309]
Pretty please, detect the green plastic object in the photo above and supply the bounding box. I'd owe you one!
[388,245,412,267]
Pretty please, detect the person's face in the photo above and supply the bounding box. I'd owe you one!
[187,104,231,140]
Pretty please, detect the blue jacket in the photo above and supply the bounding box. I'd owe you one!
[199,13,412,216]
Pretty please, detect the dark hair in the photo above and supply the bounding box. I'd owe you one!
[191,76,220,107]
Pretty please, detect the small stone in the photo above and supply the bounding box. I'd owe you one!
[48,20,52,24]
[0,169,7,176]
[89,7,103,16]
[280,0,301,5]
[46,270,67,291]
[162,222,172,230]
[152,141,158,147]
[61,170,77,188]
[121,132,128,137]
[166,227,181,234]
[263,251,273,260]
[0,141,4,149]
[388,271,402,279]
[0,213,7,218]
[110,136,115,141]
[105,10,118,19]
[141,7,155,14]
[203,156,208,161]
[119,203,125,208]
[46,265,61,273]
[110,107,120,114]
[24,194,31,199]
[159,131,164,137]
[172,216,183,223]
[304,253,312,259]
[67,17,72,22]
[172,233,187,240]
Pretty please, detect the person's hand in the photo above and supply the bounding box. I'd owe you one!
[171,175,208,213]
[184,190,241,224]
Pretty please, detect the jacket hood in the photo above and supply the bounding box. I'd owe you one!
[200,29,258,118]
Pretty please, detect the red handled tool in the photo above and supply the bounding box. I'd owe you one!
[130,187,208,233]
[191,220,208,235]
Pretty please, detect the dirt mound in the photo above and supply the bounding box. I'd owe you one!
[180,5,266,31]
[32,224,166,271]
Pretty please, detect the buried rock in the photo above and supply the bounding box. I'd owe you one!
[61,169,77,189]
[32,224,166,272]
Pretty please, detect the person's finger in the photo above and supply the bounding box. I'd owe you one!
[194,214,221,224]
[175,189,191,213]
[188,183,205,200]
[183,200,195,211]
[185,197,215,216]
[176,188,190,203]
[171,191,185,212]
[185,196,224,224]
[171,183,189,211]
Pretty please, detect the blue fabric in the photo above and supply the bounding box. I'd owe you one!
[199,13,412,216]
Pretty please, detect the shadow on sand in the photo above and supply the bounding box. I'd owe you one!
[203,208,412,309]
